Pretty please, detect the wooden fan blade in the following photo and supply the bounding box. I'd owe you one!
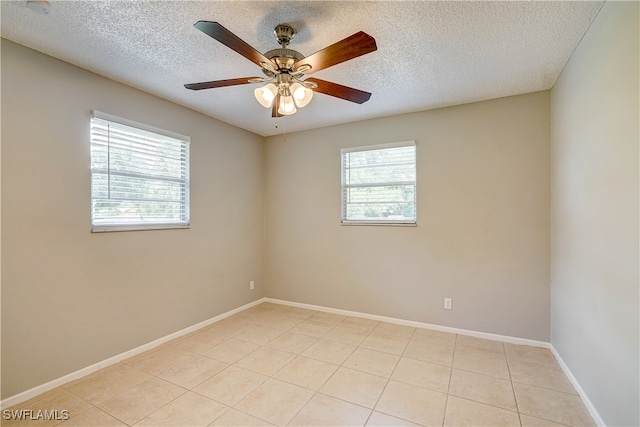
[299,31,377,74]
[184,77,260,90]
[272,93,284,117]
[194,21,272,67]
[305,78,372,104]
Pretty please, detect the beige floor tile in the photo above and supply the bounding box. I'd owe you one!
[290,319,335,337]
[168,331,228,354]
[361,333,409,355]
[125,345,195,376]
[320,367,388,408]
[443,396,520,427]
[411,329,457,346]
[235,378,314,425]
[375,380,446,426]
[274,355,338,390]
[26,387,92,415]
[366,411,421,426]
[283,306,318,320]
[453,347,510,379]
[96,377,186,425]
[11,303,595,427]
[192,366,267,406]
[448,369,517,411]
[235,346,296,376]
[209,408,274,426]
[455,335,505,354]
[505,344,558,366]
[3,388,92,427]
[263,313,305,330]
[250,310,276,323]
[235,310,270,324]
[200,338,259,363]
[340,317,380,332]
[310,311,347,325]
[134,391,227,426]
[343,348,400,378]
[404,340,455,367]
[267,331,318,354]
[514,383,595,426]
[392,358,451,393]
[234,325,284,345]
[204,318,252,337]
[509,359,576,393]
[57,407,126,426]
[303,339,357,364]
[323,325,370,346]
[289,393,372,426]
[64,364,151,404]
[520,414,571,426]
[371,322,416,339]
[157,354,228,389]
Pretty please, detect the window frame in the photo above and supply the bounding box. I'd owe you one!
[340,140,417,226]
[90,111,191,233]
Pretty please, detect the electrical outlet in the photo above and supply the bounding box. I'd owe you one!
[249,280,255,290]
[444,298,452,310]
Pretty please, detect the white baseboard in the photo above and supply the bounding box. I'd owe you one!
[264,297,550,348]
[550,345,606,427]
[0,298,264,410]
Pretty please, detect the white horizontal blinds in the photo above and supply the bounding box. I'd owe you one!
[342,142,416,224]
[90,113,190,231]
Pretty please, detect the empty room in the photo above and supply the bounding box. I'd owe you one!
[1,1,638,426]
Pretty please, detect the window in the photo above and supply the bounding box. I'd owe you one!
[341,141,416,225]
[90,111,190,232]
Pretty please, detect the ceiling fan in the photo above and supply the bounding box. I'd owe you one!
[184,21,377,117]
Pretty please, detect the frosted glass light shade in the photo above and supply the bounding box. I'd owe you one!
[291,83,313,108]
[254,83,277,108]
[278,95,297,115]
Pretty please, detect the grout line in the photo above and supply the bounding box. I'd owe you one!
[441,334,459,427]
[503,341,524,427]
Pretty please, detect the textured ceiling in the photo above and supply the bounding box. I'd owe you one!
[1,1,603,137]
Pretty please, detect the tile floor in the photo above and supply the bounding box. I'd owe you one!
[4,303,595,426]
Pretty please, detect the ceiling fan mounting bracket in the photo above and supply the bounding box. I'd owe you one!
[273,24,296,47]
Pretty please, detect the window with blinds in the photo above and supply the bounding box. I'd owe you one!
[341,141,416,225]
[90,111,190,232]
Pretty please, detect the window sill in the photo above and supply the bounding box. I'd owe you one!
[91,224,190,233]
[340,221,417,227]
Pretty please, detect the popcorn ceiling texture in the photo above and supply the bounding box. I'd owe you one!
[1,1,602,136]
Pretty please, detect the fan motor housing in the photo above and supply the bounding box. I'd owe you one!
[265,48,304,71]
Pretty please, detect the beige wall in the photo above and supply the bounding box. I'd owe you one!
[550,2,639,426]
[1,40,265,398]
[264,92,551,341]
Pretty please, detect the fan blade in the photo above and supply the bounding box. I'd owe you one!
[184,77,260,90]
[272,93,284,117]
[299,31,377,74]
[194,21,272,68]
[305,78,372,104]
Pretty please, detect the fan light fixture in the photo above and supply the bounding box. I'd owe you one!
[254,81,313,115]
